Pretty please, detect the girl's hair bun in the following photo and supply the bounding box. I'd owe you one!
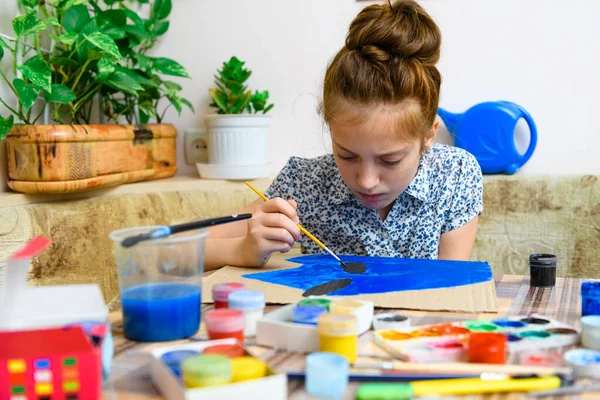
[345,0,441,66]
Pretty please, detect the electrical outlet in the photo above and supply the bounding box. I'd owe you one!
[184,128,208,165]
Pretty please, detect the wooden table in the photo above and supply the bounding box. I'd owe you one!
[102,275,598,399]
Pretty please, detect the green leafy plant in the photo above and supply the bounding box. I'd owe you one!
[209,56,274,115]
[0,0,193,141]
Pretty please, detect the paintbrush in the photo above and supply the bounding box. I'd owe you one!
[244,181,366,276]
[120,213,253,248]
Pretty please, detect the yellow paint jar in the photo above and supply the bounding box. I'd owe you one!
[318,313,358,363]
[231,356,268,382]
[329,300,363,315]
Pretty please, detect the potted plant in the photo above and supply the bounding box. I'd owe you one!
[196,56,274,180]
[0,0,193,194]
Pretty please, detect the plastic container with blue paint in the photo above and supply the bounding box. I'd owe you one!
[161,350,201,377]
[293,305,327,325]
[581,282,600,316]
[305,352,349,399]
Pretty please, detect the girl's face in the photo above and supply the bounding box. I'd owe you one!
[330,103,437,217]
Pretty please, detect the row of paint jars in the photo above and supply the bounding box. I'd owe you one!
[207,283,265,340]
[161,343,268,388]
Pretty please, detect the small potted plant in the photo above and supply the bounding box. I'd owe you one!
[0,0,193,194]
[196,56,274,180]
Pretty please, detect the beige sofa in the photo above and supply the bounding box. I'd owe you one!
[1,174,599,307]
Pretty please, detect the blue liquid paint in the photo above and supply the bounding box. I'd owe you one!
[243,255,492,296]
[122,283,201,342]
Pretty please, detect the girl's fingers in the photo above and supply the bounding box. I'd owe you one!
[258,213,302,241]
[261,198,299,224]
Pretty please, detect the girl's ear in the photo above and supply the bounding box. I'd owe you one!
[423,118,439,149]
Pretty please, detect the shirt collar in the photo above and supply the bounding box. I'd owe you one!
[404,152,431,202]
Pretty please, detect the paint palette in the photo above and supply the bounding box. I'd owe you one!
[373,315,579,363]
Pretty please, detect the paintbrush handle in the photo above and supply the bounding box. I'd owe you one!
[244,181,328,250]
[169,213,252,234]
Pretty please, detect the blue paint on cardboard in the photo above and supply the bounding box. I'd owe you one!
[242,254,493,296]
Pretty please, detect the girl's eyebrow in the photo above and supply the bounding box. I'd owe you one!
[333,141,408,157]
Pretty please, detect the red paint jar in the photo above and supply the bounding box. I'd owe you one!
[202,343,246,358]
[205,309,245,343]
[468,332,507,364]
[212,283,245,309]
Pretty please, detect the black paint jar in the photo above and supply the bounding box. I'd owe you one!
[529,253,557,287]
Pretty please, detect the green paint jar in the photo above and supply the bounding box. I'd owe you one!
[298,298,331,311]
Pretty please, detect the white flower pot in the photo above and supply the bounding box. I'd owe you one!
[196,114,272,180]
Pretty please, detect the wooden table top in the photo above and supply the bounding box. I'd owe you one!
[102,274,598,399]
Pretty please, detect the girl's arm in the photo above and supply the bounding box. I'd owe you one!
[437,216,479,261]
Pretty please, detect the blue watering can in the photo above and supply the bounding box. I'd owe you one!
[437,101,538,174]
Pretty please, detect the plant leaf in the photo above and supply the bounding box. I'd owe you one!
[137,54,152,69]
[43,84,75,104]
[45,17,60,27]
[167,94,182,115]
[96,58,115,82]
[181,98,194,113]
[0,115,14,141]
[19,0,42,7]
[99,10,127,27]
[262,104,274,114]
[163,80,181,95]
[152,57,190,78]
[57,31,78,46]
[105,70,144,95]
[13,12,47,37]
[209,89,228,113]
[13,78,41,112]
[0,37,11,51]
[125,9,144,27]
[138,102,157,120]
[84,32,122,61]
[123,24,150,44]
[48,57,79,67]
[62,5,90,33]
[0,46,3,62]
[153,21,169,36]
[17,56,51,93]
[153,0,172,21]
[102,26,127,40]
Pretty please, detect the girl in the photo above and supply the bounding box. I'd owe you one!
[204,0,483,270]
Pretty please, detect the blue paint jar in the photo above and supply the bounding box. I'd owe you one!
[581,282,600,316]
[305,352,349,399]
[161,350,201,377]
[293,305,327,325]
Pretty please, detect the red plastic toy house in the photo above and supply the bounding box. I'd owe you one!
[0,326,101,400]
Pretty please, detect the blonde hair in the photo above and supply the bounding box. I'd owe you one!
[320,0,442,142]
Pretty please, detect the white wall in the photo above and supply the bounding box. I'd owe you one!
[154,0,600,176]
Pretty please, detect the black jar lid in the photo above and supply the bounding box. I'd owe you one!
[529,253,557,267]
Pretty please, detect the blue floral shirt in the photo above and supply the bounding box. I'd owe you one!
[265,143,483,259]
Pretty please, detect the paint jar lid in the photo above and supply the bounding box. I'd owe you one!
[202,344,246,358]
[231,356,268,382]
[318,313,358,337]
[212,283,246,301]
[581,282,600,297]
[204,309,245,332]
[582,315,600,329]
[182,355,232,386]
[330,300,363,314]
[161,350,200,376]
[298,298,331,310]
[529,254,557,267]
[293,306,328,324]
[228,290,265,311]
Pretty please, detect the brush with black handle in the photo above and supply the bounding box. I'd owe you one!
[120,213,253,248]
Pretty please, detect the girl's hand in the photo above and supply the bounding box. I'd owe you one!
[240,198,302,267]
